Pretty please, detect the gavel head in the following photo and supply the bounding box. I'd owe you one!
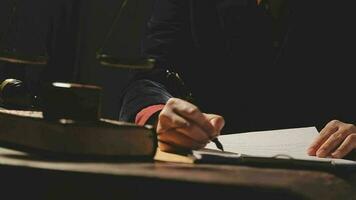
[0,79,34,109]
[41,82,102,122]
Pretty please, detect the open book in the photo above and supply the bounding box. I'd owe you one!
[155,127,356,170]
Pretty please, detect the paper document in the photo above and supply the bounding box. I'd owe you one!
[206,127,356,165]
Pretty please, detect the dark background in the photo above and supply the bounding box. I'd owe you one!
[1,1,355,124]
[0,0,154,119]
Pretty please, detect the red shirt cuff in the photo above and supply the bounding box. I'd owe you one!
[135,104,165,126]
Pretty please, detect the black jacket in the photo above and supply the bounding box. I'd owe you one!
[119,0,356,133]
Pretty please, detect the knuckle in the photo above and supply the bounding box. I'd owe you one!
[344,124,354,131]
[215,115,225,122]
[329,120,340,127]
[330,119,340,125]
[171,118,186,127]
[158,110,169,120]
[186,106,199,115]
[166,98,178,106]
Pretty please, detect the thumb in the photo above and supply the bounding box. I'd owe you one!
[204,114,225,133]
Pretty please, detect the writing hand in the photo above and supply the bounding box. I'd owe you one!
[308,120,356,159]
[156,98,225,152]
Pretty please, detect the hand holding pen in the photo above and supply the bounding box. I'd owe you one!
[156,98,225,152]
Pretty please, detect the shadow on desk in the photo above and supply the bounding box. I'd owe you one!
[0,165,305,200]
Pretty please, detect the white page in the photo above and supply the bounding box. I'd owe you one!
[206,127,356,165]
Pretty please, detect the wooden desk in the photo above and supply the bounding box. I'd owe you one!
[0,147,355,200]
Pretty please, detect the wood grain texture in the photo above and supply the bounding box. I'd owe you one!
[0,147,355,200]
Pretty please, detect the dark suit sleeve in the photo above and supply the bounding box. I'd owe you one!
[119,78,172,122]
[119,0,193,122]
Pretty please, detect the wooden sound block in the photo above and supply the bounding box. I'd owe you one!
[0,109,157,159]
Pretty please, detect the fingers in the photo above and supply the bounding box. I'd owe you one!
[204,113,225,137]
[307,120,340,156]
[307,120,356,158]
[157,105,212,143]
[175,124,211,143]
[156,98,225,152]
[158,129,207,151]
[315,128,348,157]
[331,134,356,158]
[166,98,216,134]
[158,141,193,153]
[158,107,190,131]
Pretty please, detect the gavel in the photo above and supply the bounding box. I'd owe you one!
[0,79,102,122]
[0,79,35,109]
[41,82,102,122]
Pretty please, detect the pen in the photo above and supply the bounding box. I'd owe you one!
[212,138,224,151]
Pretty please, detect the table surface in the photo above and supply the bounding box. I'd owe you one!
[0,147,355,200]
[0,109,354,199]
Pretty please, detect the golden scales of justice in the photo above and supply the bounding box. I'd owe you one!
[0,0,157,159]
